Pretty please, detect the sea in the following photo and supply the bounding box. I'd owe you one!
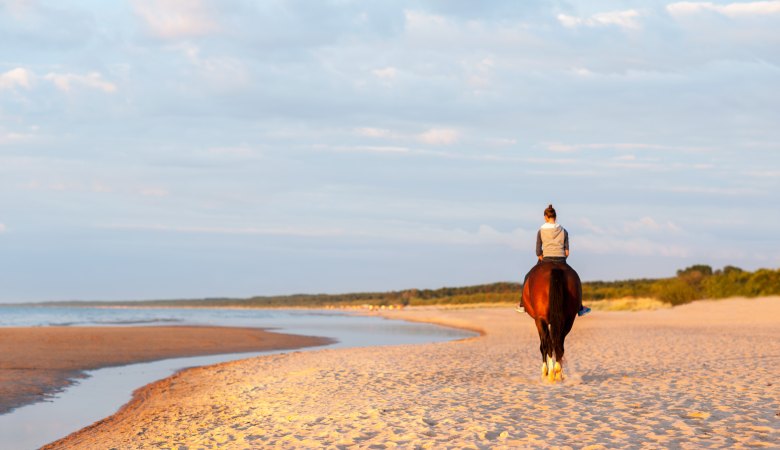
[0,305,475,448]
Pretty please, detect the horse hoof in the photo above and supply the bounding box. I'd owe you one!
[541,363,548,377]
[555,371,563,381]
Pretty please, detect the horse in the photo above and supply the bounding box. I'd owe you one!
[521,261,582,382]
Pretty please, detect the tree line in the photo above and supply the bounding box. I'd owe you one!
[39,265,780,309]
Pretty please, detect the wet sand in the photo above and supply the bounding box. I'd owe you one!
[0,326,331,415]
[46,297,779,449]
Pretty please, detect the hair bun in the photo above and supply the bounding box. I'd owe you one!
[548,204,553,209]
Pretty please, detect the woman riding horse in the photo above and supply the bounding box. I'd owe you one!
[517,204,589,381]
[523,261,582,381]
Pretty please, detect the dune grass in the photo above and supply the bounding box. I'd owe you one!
[585,297,670,312]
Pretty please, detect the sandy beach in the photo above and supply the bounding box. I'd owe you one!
[0,326,332,416]
[45,297,779,449]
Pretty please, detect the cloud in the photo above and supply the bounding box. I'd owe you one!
[138,187,169,197]
[355,127,396,138]
[0,223,6,233]
[175,44,250,90]
[98,223,346,237]
[557,9,642,30]
[418,128,459,145]
[622,217,682,234]
[485,137,517,146]
[131,0,220,39]
[372,67,398,79]
[743,170,780,177]
[667,1,780,18]
[544,142,707,153]
[206,146,258,158]
[0,67,32,90]
[315,144,411,154]
[43,71,117,93]
[658,185,766,196]
[0,130,34,145]
[578,234,690,257]
[375,224,534,249]
[0,67,116,93]
[404,10,450,31]
[1,0,35,16]
[579,217,683,236]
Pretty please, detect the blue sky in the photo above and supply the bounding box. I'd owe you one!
[1,0,778,302]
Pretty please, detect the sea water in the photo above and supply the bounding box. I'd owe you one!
[0,305,474,448]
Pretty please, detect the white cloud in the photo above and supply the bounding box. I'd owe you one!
[544,142,706,153]
[558,10,642,30]
[49,182,75,192]
[465,57,495,88]
[131,0,219,39]
[571,67,593,77]
[578,234,690,257]
[206,146,258,157]
[372,67,398,79]
[1,68,115,93]
[667,1,780,18]
[0,131,34,145]
[546,142,579,153]
[316,144,411,154]
[177,44,250,90]
[485,137,517,146]
[623,217,682,234]
[91,182,113,193]
[743,170,780,177]
[659,185,765,196]
[354,224,535,250]
[98,223,346,237]
[43,72,117,93]
[418,128,459,145]
[355,127,395,138]
[579,217,683,236]
[0,67,33,90]
[138,187,169,197]
[404,10,450,30]
[1,0,37,19]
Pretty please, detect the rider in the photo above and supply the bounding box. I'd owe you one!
[516,204,591,316]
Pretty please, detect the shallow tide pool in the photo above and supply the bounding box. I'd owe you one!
[0,307,474,448]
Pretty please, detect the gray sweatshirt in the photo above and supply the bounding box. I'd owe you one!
[536,222,569,258]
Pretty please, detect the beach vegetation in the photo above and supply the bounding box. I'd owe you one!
[35,265,780,309]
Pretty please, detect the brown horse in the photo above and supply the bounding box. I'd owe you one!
[521,261,582,382]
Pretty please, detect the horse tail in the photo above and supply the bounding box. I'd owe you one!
[548,268,566,359]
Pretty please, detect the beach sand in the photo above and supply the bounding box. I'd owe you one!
[46,297,779,449]
[0,326,331,416]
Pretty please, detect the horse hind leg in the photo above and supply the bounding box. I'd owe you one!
[553,315,576,381]
[544,323,557,382]
[550,332,565,381]
[535,319,552,378]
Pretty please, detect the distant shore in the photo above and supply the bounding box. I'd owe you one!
[0,326,332,415]
[44,297,780,448]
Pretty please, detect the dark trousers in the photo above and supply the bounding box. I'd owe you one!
[541,256,567,263]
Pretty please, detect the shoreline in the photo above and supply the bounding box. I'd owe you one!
[0,326,332,415]
[43,296,780,448]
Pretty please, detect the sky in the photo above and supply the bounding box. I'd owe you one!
[0,0,778,302]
